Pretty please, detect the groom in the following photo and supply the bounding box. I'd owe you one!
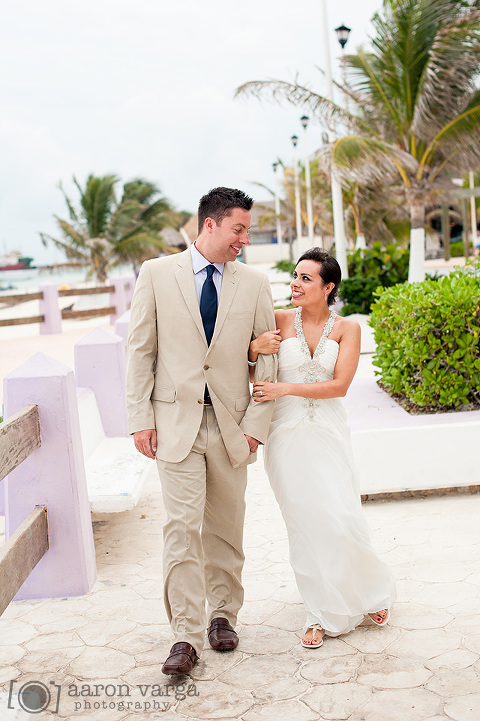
[126,187,277,675]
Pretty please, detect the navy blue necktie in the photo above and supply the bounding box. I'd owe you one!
[200,264,218,346]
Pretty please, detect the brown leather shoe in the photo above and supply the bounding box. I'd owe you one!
[207,617,239,651]
[161,642,198,675]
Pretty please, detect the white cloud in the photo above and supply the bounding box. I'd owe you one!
[1,0,382,263]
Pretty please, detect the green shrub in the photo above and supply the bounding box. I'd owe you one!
[339,242,409,315]
[369,265,480,412]
[450,241,473,257]
[275,259,296,274]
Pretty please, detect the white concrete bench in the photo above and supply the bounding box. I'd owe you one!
[76,386,151,513]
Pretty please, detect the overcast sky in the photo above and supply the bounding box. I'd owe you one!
[1,0,382,264]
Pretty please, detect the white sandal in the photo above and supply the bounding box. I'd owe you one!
[368,609,390,626]
[301,624,324,648]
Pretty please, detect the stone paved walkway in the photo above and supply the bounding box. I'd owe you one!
[1,452,480,721]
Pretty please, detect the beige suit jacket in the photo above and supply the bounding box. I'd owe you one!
[126,249,277,468]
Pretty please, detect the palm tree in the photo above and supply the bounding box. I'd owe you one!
[236,0,480,281]
[255,161,410,252]
[342,179,411,250]
[252,160,335,259]
[40,174,179,282]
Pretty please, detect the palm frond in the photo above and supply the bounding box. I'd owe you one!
[420,91,480,172]
[114,232,166,258]
[321,135,416,187]
[345,51,407,143]
[235,78,367,133]
[412,8,480,140]
[79,174,118,237]
[250,181,276,198]
[58,181,79,224]
[121,179,161,205]
[39,232,88,262]
[55,218,87,248]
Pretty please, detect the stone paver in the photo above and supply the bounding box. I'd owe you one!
[2,309,480,721]
[1,466,480,720]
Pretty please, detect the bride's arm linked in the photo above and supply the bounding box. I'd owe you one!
[253,319,361,402]
[248,329,281,381]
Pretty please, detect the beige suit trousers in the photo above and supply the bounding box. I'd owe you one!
[156,406,247,653]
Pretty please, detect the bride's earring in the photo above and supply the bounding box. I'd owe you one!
[324,293,328,302]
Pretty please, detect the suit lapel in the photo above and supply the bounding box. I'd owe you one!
[174,250,207,344]
[209,262,239,348]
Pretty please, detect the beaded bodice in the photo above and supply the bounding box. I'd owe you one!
[282,307,338,420]
[294,307,337,380]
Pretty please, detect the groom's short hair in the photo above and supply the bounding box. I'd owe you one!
[198,187,254,234]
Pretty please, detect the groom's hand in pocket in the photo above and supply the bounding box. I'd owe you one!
[245,435,260,454]
[133,429,157,459]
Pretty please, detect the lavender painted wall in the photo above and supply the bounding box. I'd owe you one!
[114,309,131,343]
[39,283,62,335]
[74,328,129,437]
[3,353,97,600]
[109,276,130,324]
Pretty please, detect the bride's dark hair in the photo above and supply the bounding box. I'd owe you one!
[296,248,341,306]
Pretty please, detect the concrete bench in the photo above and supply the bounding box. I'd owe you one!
[76,385,150,514]
[74,327,152,513]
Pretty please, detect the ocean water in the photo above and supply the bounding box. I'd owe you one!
[0,265,134,296]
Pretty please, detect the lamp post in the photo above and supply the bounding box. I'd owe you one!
[335,23,351,112]
[469,171,477,246]
[335,23,364,251]
[291,134,303,246]
[320,0,348,278]
[300,115,314,246]
[272,162,283,258]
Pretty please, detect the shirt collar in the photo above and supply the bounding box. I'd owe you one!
[191,243,224,276]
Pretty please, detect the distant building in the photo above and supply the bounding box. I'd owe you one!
[161,227,187,251]
[180,201,289,248]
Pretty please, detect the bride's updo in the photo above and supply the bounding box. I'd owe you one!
[296,248,341,307]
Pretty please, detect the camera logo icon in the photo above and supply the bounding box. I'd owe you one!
[8,680,62,714]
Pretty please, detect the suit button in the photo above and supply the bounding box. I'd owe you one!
[203,365,209,371]
[197,399,203,404]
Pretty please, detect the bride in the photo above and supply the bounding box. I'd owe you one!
[249,248,396,648]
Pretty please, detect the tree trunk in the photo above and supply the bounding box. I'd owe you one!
[350,202,366,250]
[355,234,366,250]
[441,205,451,261]
[461,198,470,259]
[407,192,426,283]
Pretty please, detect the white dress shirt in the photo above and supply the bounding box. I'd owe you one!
[190,243,224,305]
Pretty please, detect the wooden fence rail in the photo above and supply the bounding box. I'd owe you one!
[0,315,45,328]
[58,286,114,297]
[62,307,116,320]
[2,354,97,604]
[0,404,49,616]
[0,277,133,331]
[0,405,41,481]
[0,506,48,616]
[0,292,43,305]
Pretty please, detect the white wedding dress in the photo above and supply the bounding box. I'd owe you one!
[264,308,396,636]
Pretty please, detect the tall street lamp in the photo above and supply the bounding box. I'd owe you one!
[320,0,348,278]
[272,162,283,258]
[291,134,303,245]
[335,23,351,49]
[335,23,364,250]
[335,24,351,112]
[300,115,314,246]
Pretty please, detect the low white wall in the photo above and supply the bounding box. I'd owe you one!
[243,243,289,264]
[352,421,480,496]
[244,236,328,265]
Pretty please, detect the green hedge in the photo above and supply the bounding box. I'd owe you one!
[450,241,473,257]
[339,242,409,315]
[369,265,480,411]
